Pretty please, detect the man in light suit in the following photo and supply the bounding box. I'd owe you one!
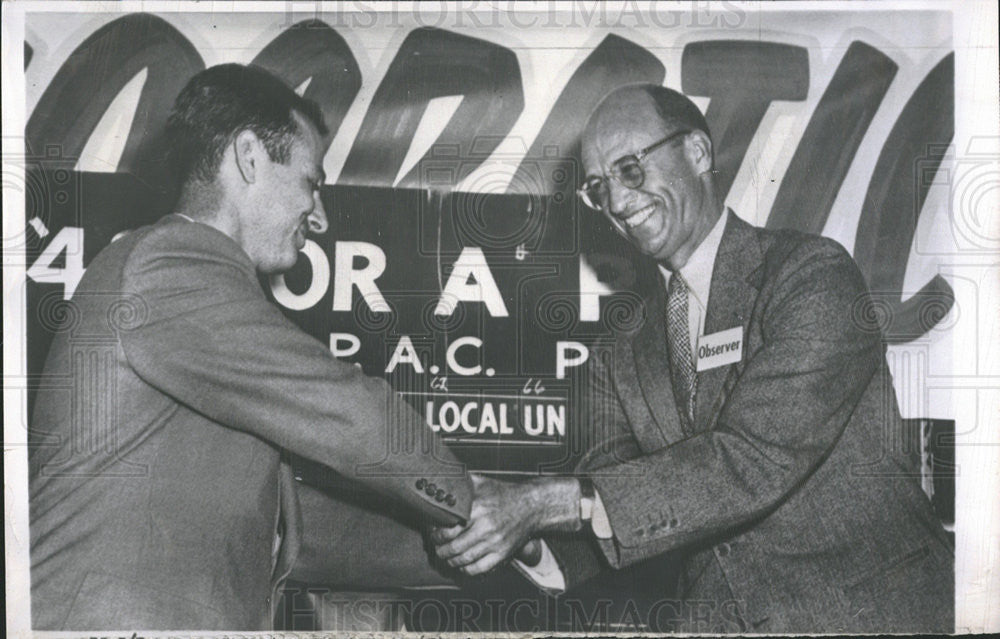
[29,64,471,630]
[431,84,954,633]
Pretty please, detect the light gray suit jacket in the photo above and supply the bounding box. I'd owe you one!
[551,212,953,633]
[29,215,471,630]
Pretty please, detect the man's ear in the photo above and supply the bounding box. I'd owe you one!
[685,130,714,175]
[233,129,262,184]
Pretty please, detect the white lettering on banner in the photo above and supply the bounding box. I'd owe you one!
[696,327,744,372]
[385,335,425,373]
[271,239,329,310]
[26,226,85,299]
[329,333,361,358]
[556,341,589,379]
[578,255,616,322]
[332,241,389,312]
[437,401,461,433]
[434,247,509,317]
[424,398,562,438]
[446,336,482,376]
[426,400,515,434]
[523,404,566,437]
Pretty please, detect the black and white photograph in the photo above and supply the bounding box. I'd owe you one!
[3,1,998,635]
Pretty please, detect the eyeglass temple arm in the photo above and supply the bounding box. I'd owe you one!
[636,129,692,161]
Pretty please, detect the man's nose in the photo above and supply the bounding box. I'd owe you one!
[606,178,634,217]
[308,191,328,234]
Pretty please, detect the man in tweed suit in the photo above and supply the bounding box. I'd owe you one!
[29,64,471,630]
[431,84,953,633]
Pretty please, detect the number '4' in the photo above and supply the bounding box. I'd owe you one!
[27,226,85,299]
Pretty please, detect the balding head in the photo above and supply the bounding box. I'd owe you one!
[579,84,722,270]
[583,85,712,167]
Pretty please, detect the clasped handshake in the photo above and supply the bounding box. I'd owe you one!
[428,473,582,576]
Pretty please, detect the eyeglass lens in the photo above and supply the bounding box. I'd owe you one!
[582,156,645,209]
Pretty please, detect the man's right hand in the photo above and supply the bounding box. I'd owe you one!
[429,474,581,576]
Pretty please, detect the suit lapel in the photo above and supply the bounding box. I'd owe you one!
[695,211,763,432]
[632,283,687,445]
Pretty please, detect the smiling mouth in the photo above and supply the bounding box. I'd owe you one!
[621,203,656,229]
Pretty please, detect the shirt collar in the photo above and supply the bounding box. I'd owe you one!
[658,209,728,309]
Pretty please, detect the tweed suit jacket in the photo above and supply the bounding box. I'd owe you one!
[552,211,953,633]
[29,214,471,630]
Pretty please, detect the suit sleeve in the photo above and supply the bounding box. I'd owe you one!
[119,226,470,526]
[544,342,643,588]
[589,241,884,568]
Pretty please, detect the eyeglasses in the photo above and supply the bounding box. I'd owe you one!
[577,129,692,211]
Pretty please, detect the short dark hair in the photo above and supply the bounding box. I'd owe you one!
[640,85,712,141]
[165,63,328,185]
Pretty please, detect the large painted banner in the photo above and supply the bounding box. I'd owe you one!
[18,8,957,476]
[8,3,1000,633]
